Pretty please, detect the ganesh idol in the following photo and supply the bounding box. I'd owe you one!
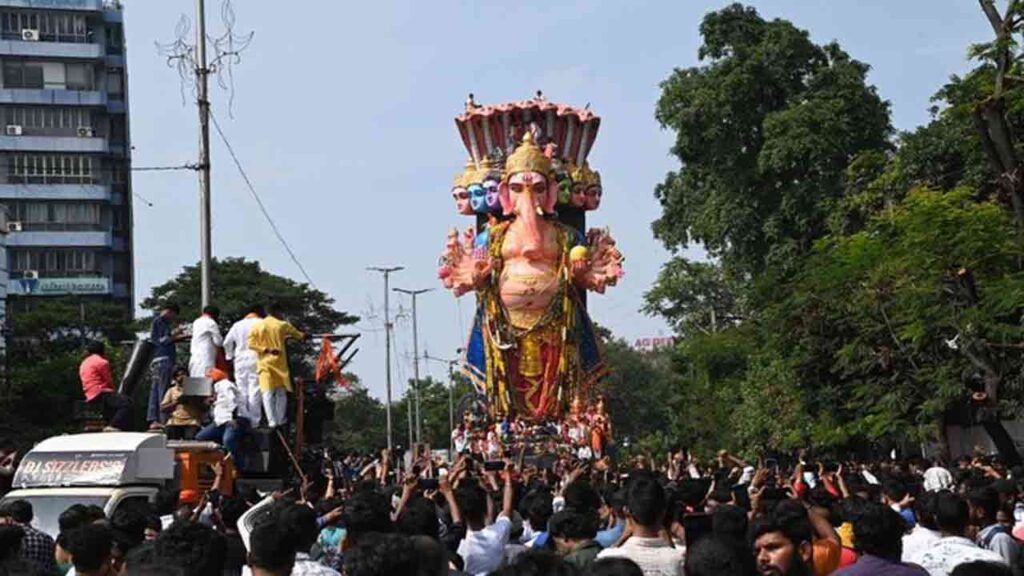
[439,131,623,418]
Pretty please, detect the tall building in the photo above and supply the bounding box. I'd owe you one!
[0,0,131,310]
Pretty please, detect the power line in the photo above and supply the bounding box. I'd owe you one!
[209,110,318,289]
[131,164,200,172]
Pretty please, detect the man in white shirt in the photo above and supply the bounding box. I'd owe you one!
[457,465,515,576]
[903,492,941,562]
[452,424,469,454]
[908,492,1006,576]
[242,504,338,576]
[597,476,685,576]
[195,368,244,457]
[223,304,265,427]
[189,306,223,378]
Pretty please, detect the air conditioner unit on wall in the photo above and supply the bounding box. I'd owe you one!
[22,270,38,280]
[77,127,95,138]
[6,221,22,232]
[21,29,39,42]
[5,125,22,136]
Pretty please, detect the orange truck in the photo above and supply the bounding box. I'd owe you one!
[0,432,233,536]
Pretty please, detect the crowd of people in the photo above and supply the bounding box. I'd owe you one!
[451,396,614,463]
[0,302,1007,576]
[1,442,1024,576]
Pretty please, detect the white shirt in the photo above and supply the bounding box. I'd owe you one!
[188,315,223,377]
[907,535,1007,576]
[241,553,339,576]
[212,379,240,425]
[596,536,686,576]
[453,430,469,454]
[224,316,260,369]
[902,525,941,563]
[458,515,513,576]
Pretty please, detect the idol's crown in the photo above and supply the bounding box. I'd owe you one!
[503,132,553,181]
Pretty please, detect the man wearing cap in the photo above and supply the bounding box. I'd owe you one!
[196,368,245,458]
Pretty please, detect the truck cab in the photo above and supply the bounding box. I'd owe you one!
[1,432,232,536]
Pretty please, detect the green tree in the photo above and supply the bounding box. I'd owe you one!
[141,258,357,335]
[596,338,678,446]
[643,259,746,337]
[140,258,358,383]
[645,3,1024,461]
[402,375,475,450]
[330,379,387,455]
[653,3,891,277]
[772,188,1023,450]
[0,298,133,446]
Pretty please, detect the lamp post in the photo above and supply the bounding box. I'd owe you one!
[424,349,461,461]
[393,287,432,443]
[367,266,403,453]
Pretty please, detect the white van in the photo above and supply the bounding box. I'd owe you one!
[1,432,174,536]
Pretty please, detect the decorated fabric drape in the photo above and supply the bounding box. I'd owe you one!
[315,338,350,390]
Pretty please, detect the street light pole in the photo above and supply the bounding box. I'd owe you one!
[367,266,403,454]
[394,287,432,444]
[424,349,461,461]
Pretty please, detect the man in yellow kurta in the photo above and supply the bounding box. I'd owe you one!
[247,303,307,428]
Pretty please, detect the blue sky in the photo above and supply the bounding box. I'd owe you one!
[126,0,991,401]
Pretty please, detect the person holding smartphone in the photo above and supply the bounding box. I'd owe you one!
[455,463,516,575]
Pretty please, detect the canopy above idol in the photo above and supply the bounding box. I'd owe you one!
[456,91,601,170]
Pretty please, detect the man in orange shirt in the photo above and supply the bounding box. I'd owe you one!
[79,341,131,431]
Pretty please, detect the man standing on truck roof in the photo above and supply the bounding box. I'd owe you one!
[148,303,188,431]
[79,341,131,432]
[189,306,224,379]
[247,302,309,429]
[223,304,266,428]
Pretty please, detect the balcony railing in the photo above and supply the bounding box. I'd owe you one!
[7,174,98,185]
[0,30,91,44]
[11,269,101,279]
[14,221,107,232]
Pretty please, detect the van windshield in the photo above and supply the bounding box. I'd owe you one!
[0,495,109,537]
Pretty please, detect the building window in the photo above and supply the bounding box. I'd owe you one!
[65,63,92,91]
[1,11,89,43]
[7,154,98,184]
[8,201,105,232]
[106,70,122,96]
[3,107,92,136]
[2,61,94,91]
[105,23,122,53]
[3,61,44,89]
[11,249,99,276]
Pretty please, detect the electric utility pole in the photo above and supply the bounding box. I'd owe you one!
[196,0,213,307]
[368,266,403,453]
[394,287,432,444]
[424,349,461,460]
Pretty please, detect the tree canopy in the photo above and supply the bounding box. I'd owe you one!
[645,2,1024,460]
